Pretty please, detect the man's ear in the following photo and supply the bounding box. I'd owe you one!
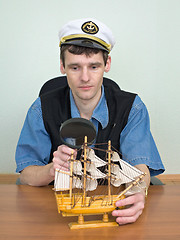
[60,59,66,74]
[104,55,111,73]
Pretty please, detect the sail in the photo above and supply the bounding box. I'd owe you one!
[111,164,133,186]
[110,152,144,187]
[86,149,107,168]
[86,162,107,179]
[86,178,97,191]
[73,160,83,175]
[72,177,82,189]
[54,169,70,191]
[72,175,98,191]
[54,170,85,190]
[111,152,121,162]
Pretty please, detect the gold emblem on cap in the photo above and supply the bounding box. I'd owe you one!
[81,21,99,34]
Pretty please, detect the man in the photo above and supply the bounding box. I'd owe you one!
[15,18,165,225]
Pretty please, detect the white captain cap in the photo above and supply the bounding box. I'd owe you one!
[58,18,115,53]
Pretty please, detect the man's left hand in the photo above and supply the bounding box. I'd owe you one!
[112,192,145,225]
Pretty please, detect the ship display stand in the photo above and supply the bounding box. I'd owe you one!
[53,118,146,229]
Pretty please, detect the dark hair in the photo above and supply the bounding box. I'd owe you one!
[60,44,109,67]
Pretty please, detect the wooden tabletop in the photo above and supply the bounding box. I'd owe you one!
[0,184,180,240]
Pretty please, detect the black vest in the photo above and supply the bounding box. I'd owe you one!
[40,77,136,162]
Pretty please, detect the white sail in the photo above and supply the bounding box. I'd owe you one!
[111,178,123,187]
[73,160,83,175]
[119,159,143,178]
[54,169,70,191]
[111,152,143,177]
[111,164,133,186]
[86,178,97,191]
[72,176,98,191]
[110,152,144,187]
[86,162,107,179]
[111,151,121,162]
[86,149,107,168]
[72,177,82,189]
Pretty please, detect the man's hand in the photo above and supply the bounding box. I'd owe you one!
[20,144,77,186]
[112,164,150,225]
[50,145,77,177]
[112,191,145,225]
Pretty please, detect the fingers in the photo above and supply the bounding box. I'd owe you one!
[114,209,143,225]
[112,193,145,225]
[52,145,77,172]
[115,193,145,208]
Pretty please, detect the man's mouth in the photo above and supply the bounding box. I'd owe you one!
[79,85,92,90]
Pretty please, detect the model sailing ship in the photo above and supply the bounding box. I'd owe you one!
[54,128,146,229]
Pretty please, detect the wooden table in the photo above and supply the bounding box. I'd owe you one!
[0,184,179,240]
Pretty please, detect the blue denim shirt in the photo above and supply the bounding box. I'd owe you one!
[15,86,165,176]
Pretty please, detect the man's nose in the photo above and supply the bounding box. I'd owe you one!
[81,68,89,82]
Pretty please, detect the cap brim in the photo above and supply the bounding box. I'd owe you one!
[61,39,109,52]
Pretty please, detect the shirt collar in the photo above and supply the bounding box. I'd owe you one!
[70,85,109,129]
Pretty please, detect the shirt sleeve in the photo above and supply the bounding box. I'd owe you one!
[120,95,165,176]
[15,98,52,173]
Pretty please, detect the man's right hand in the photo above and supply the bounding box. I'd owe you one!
[19,145,77,186]
[50,145,77,177]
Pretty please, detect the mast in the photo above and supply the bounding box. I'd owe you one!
[107,140,111,200]
[82,136,87,206]
[69,152,74,202]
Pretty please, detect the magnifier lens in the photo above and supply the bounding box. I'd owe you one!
[60,118,96,149]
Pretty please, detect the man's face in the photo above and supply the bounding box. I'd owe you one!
[60,50,111,104]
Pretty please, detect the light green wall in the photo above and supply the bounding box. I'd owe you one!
[0,0,179,174]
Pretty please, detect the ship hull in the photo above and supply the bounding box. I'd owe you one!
[55,192,125,215]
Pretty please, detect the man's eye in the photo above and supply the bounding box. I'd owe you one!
[72,67,78,70]
[92,66,97,69]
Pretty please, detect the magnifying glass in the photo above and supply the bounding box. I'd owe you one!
[60,118,96,149]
